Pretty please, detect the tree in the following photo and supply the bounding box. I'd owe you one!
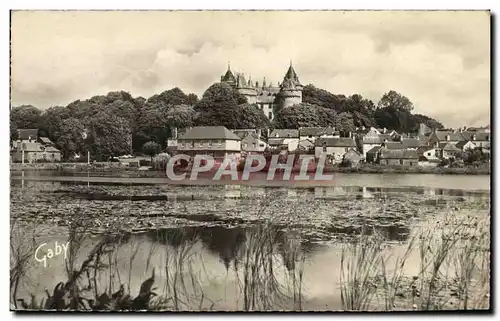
[165,105,197,129]
[302,84,344,111]
[377,90,414,112]
[10,105,42,129]
[187,93,199,105]
[194,83,249,128]
[273,103,321,129]
[55,118,87,160]
[316,107,337,127]
[231,104,270,129]
[87,112,132,161]
[335,112,356,136]
[39,106,71,142]
[142,141,161,162]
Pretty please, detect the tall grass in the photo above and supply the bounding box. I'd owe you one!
[339,212,490,311]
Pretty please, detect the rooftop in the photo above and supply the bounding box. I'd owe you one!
[178,126,241,141]
[315,137,356,147]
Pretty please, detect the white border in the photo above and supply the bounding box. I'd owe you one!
[2,1,497,320]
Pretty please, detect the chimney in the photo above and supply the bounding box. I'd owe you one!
[383,128,387,134]
[446,135,450,141]
[257,129,261,139]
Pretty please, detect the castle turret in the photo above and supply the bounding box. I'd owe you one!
[277,61,303,109]
[221,62,236,87]
[236,73,257,104]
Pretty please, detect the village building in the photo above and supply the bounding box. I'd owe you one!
[177,126,241,160]
[16,128,38,143]
[365,146,382,163]
[417,146,441,167]
[314,137,357,164]
[269,129,299,151]
[12,142,62,163]
[343,148,363,166]
[455,140,477,152]
[221,62,303,120]
[460,131,490,150]
[296,139,315,153]
[439,142,462,159]
[427,130,465,146]
[356,127,395,159]
[377,148,419,166]
[298,127,338,143]
[241,132,267,154]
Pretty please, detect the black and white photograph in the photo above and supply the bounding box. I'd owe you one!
[8,10,491,312]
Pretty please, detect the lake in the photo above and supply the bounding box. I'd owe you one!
[10,172,491,311]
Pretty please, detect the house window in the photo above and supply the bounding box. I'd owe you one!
[427,152,431,156]
[252,143,256,148]
[260,104,263,110]
[323,146,327,152]
[191,141,195,148]
[243,143,247,148]
[400,159,404,165]
[268,112,273,119]
[308,135,312,139]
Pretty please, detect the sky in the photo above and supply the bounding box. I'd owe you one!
[10,10,490,128]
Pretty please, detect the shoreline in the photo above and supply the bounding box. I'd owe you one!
[10,162,490,176]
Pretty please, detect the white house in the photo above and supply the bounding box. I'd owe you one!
[177,126,241,160]
[314,137,357,164]
[269,129,299,151]
[298,127,338,143]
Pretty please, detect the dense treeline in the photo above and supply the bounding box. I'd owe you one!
[10,82,443,160]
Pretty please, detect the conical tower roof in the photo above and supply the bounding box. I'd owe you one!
[221,63,236,83]
[283,61,301,85]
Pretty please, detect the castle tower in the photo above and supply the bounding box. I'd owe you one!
[236,73,257,104]
[220,62,236,87]
[277,61,303,109]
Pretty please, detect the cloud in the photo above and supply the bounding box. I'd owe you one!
[10,10,490,128]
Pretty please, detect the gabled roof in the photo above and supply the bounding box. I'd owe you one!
[268,138,286,146]
[366,146,382,155]
[433,131,465,141]
[221,66,236,83]
[460,131,490,142]
[440,142,461,151]
[298,139,314,148]
[270,129,299,138]
[17,129,38,141]
[241,132,263,143]
[384,142,406,149]
[39,137,54,145]
[299,127,336,137]
[455,140,476,150]
[379,148,418,159]
[283,63,301,85]
[416,146,435,155]
[315,137,356,147]
[401,138,423,149]
[178,126,241,140]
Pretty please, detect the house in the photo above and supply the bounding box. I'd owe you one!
[267,138,287,150]
[296,139,315,153]
[177,126,241,159]
[427,130,464,145]
[314,137,357,164]
[455,140,477,152]
[460,131,490,149]
[12,142,62,163]
[357,129,389,159]
[417,146,440,162]
[269,129,299,151]
[298,127,338,143]
[377,148,418,166]
[167,127,189,149]
[376,128,398,137]
[343,148,363,166]
[439,142,462,159]
[241,132,267,154]
[365,146,382,163]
